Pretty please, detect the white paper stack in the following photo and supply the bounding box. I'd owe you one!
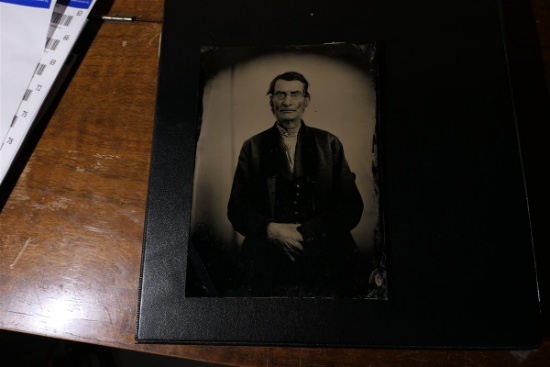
[0,0,97,186]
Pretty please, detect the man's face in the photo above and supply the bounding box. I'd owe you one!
[271,79,310,126]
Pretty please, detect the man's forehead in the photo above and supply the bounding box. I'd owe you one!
[273,79,305,91]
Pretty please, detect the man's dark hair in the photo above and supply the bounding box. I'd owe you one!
[267,71,310,98]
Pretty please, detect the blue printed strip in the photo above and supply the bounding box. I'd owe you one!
[0,0,52,9]
[56,0,92,9]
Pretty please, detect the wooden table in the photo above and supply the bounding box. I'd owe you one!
[1,0,548,365]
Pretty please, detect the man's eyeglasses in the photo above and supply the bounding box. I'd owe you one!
[272,91,304,100]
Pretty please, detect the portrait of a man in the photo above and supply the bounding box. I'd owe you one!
[188,44,385,298]
[227,71,366,297]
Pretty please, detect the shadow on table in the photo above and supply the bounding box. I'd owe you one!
[0,330,227,367]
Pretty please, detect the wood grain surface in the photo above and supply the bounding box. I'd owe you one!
[0,0,548,366]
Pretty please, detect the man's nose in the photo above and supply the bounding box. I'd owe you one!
[282,95,293,105]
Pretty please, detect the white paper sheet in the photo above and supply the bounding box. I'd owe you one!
[1,0,97,185]
[0,0,56,146]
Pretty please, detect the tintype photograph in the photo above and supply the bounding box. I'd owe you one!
[187,43,385,299]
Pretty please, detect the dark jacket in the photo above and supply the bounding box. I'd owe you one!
[228,122,364,258]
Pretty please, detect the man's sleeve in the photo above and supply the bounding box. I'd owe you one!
[298,136,364,250]
[227,141,272,240]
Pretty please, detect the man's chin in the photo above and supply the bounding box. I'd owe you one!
[277,115,299,122]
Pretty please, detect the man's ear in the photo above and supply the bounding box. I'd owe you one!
[304,96,310,107]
